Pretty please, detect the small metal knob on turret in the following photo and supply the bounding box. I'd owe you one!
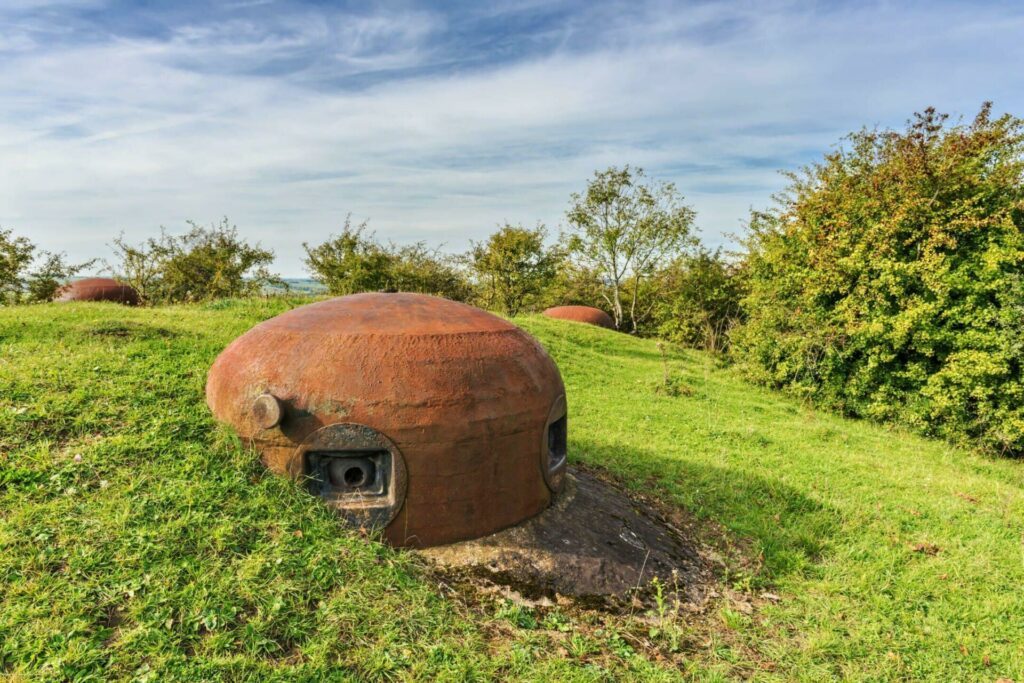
[253,393,284,429]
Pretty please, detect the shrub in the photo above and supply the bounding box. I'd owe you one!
[734,104,1024,454]
[110,218,281,303]
[653,249,745,352]
[386,242,472,302]
[304,216,471,301]
[468,223,560,315]
[25,252,97,303]
[536,262,608,314]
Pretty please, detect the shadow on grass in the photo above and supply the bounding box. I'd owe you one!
[82,321,178,340]
[572,436,841,583]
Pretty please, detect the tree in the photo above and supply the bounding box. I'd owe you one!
[110,218,281,303]
[0,227,94,304]
[161,219,281,301]
[304,216,471,301]
[565,166,696,332]
[25,252,96,303]
[734,104,1024,455]
[469,223,560,316]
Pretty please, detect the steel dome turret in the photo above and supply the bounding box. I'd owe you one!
[55,277,140,305]
[543,305,615,329]
[206,293,568,548]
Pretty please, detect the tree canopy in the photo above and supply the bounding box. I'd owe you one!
[468,223,560,316]
[565,166,696,331]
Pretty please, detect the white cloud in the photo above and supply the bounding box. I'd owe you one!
[0,1,1022,274]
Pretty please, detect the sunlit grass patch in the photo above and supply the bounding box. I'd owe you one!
[1,300,1022,680]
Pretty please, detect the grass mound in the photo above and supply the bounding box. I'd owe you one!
[2,300,1023,680]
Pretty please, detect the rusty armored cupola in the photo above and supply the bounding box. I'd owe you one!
[55,277,140,305]
[206,293,568,548]
[543,305,615,330]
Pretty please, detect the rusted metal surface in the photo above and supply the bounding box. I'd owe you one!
[206,292,567,548]
[54,277,140,305]
[542,305,615,330]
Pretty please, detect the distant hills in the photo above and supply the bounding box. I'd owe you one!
[272,278,327,294]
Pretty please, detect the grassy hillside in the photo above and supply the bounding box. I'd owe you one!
[2,299,1023,681]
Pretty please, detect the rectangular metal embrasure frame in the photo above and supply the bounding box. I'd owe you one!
[306,450,391,503]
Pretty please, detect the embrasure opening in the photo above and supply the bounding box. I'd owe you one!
[541,395,568,493]
[547,415,567,473]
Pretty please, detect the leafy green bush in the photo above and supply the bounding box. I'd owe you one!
[535,261,608,314]
[0,228,36,303]
[303,216,471,301]
[468,223,560,315]
[651,248,745,351]
[110,218,281,303]
[734,104,1024,454]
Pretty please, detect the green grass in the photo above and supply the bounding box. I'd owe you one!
[2,299,1023,681]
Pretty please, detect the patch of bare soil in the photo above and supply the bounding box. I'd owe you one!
[422,468,716,610]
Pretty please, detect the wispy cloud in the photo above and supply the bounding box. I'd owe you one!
[1,0,1022,274]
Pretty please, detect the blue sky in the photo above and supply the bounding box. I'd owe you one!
[2,0,1023,276]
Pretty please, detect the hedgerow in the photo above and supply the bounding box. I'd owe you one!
[734,104,1024,455]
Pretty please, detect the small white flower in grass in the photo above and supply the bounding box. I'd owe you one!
[73,454,82,463]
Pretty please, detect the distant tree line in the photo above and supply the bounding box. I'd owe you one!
[1,167,738,348]
[299,165,733,343]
